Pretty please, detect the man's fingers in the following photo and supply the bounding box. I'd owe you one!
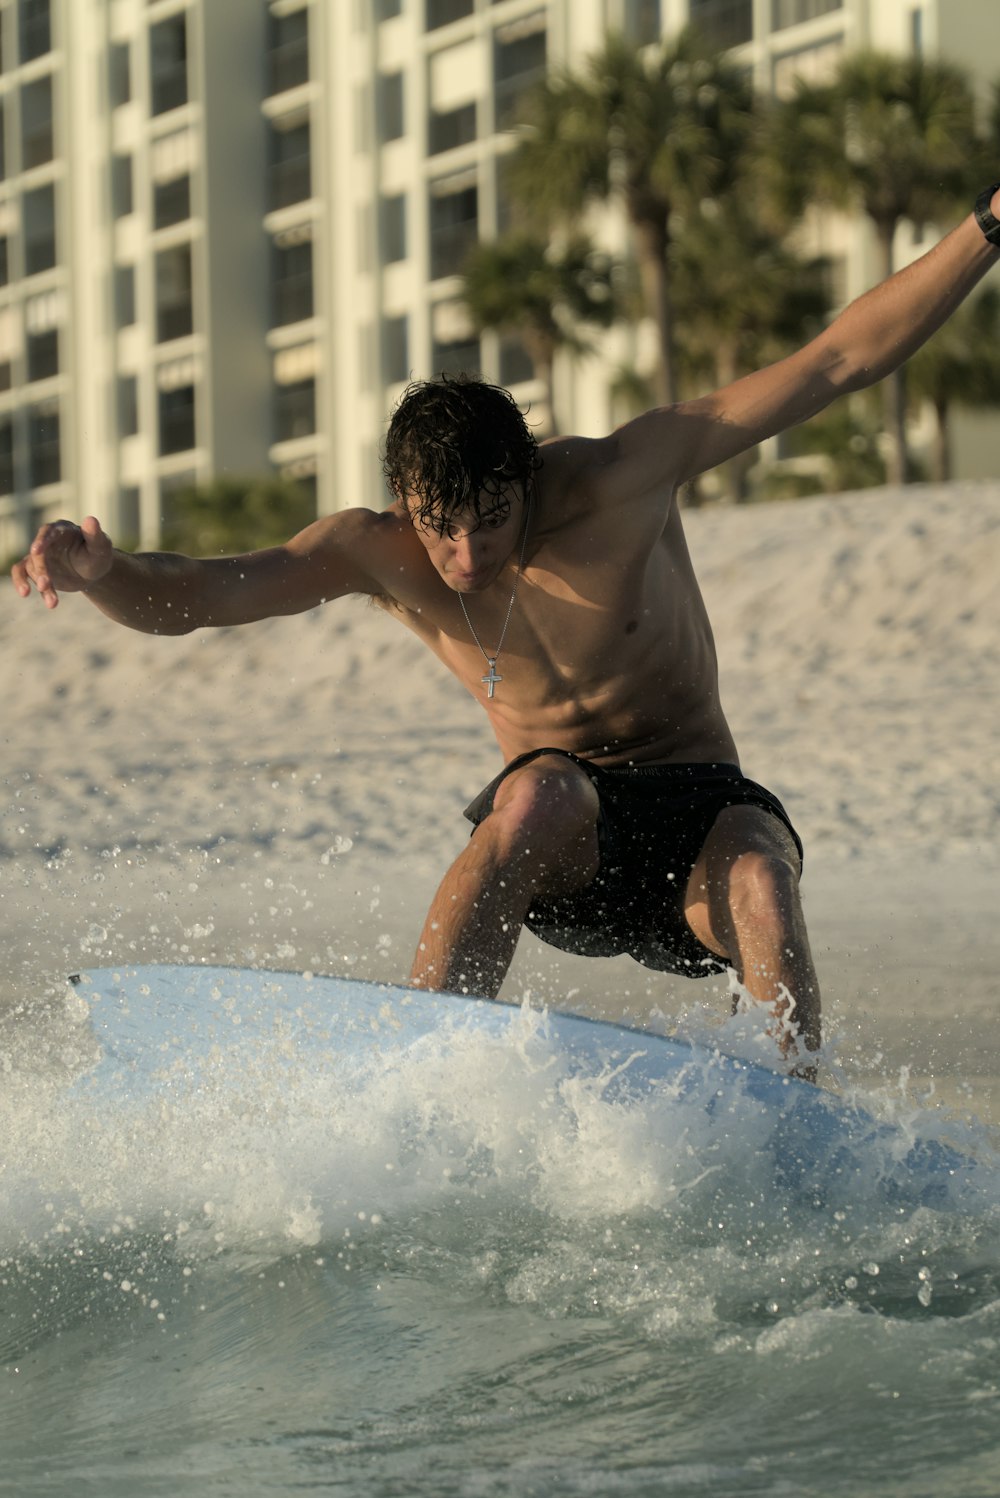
[10,517,107,603]
[10,558,31,597]
[11,521,70,602]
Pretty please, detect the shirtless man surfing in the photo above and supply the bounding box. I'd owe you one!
[13,187,1000,1075]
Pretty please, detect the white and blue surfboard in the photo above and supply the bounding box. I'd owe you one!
[61,964,976,1215]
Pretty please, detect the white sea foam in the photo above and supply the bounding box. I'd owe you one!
[2,984,1000,1496]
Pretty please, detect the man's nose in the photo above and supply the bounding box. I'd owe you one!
[454,535,485,570]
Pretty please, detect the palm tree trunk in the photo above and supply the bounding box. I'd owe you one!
[540,354,558,436]
[525,331,558,437]
[716,341,755,501]
[632,214,676,407]
[932,395,951,482]
[875,220,910,486]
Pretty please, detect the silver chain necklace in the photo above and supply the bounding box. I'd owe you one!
[458,490,532,699]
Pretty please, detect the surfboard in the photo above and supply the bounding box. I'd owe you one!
[64,964,970,1210]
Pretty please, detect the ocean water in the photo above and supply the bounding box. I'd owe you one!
[3,980,1000,1498]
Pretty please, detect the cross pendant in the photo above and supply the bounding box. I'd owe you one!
[482,658,502,698]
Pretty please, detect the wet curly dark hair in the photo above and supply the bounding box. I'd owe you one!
[383,374,540,533]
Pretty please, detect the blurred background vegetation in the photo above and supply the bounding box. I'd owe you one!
[459,27,1000,505]
[158,475,316,557]
[137,28,1000,557]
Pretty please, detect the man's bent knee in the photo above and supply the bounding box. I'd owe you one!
[492,756,597,836]
[724,849,802,940]
[481,756,601,890]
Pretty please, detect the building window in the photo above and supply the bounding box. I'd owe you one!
[0,236,8,286]
[118,375,138,437]
[499,337,533,387]
[493,11,546,131]
[155,243,193,342]
[18,0,51,64]
[28,399,59,488]
[382,315,409,385]
[109,41,131,108]
[21,74,53,170]
[429,99,475,155]
[268,115,311,210]
[377,0,403,18]
[771,0,841,28]
[23,183,56,275]
[115,264,136,327]
[377,72,404,143]
[380,194,406,263]
[150,14,188,116]
[271,235,313,326]
[158,383,195,455]
[624,0,661,44]
[26,326,57,382]
[429,171,477,280]
[267,6,309,96]
[119,486,141,543]
[689,0,753,47]
[153,174,191,230]
[426,0,473,29]
[274,378,315,442]
[431,333,479,377]
[111,155,133,218]
[0,419,12,492]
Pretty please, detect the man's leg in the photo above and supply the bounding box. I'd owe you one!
[683,805,821,1069]
[409,755,601,997]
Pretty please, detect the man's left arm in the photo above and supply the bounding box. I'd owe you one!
[609,185,1000,493]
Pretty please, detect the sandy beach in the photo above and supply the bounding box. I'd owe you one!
[2,481,998,1117]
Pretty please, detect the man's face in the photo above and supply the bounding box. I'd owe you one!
[408,489,522,593]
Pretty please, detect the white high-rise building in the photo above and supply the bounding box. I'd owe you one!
[0,0,996,562]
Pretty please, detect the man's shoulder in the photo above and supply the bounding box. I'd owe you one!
[306,501,416,559]
[538,432,615,475]
[538,422,681,515]
[281,501,424,605]
[536,434,617,516]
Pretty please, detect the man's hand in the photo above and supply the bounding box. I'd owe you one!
[11,515,114,609]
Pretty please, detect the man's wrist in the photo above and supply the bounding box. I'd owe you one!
[79,549,119,594]
[973,182,1000,248]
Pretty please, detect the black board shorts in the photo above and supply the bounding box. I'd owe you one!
[464,748,803,978]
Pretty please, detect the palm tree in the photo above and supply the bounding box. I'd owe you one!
[671,201,830,500]
[762,51,982,485]
[906,288,1000,482]
[507,28,754,406]
[460,233,616,433]
[160,475,315,555]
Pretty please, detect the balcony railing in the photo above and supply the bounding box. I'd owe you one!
[274,379,315,443]
[429,218,477,280]
[269,155,311,211]
[159,388,195,455]
[272,272,313,327]
[156,300,194,344]
[151,61,188,116]
[268,36,309,96]
[690,0,753,47]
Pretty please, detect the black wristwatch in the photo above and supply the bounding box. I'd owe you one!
[974,182,1000,247]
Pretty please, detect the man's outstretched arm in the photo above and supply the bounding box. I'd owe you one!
[607,185,1000,493]
[11,508,389,633]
